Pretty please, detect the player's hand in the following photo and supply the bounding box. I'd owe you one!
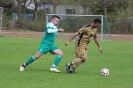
[58,28,64,32]
[99,46,102,54]
[65,41,70,46]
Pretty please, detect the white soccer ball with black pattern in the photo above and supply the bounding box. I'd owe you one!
[101,68,109,76]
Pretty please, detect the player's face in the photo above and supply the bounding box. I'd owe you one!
[93,22,101,28]
[52,18,59,26]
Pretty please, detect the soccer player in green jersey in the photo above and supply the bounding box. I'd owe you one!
[65,18,102,73]
[20,15,64,73]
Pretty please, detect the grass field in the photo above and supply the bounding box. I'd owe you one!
[0,37,133,88]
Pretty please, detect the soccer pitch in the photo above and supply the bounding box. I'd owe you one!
[0,37,133,88]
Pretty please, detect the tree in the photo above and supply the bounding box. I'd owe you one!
[22,0,40,21]
[15,0,40,28]
[40,0,61,14]
[33,0,38,21]
[90,0,131,15]
[17,0,22,28]
[0,0,13,16]
[0,0,13,7]
[79,0,95,14]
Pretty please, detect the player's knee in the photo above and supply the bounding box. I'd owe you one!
[35,53,42,59]
[58,52,64,57]
[58,51,64,56]
[54,49,64,56]
[80,57,87,63]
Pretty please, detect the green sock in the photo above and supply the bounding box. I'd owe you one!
[25,56,36,66]
[52,55,62,68]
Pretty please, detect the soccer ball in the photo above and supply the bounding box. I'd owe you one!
[101,68,109,76]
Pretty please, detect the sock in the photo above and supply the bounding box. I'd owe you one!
[24,56,36,66]
[67,62,72,66]
[52,55,62,68]
[73,60,83,69]
[69,58,82,69]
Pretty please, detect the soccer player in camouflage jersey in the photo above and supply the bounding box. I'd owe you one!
[20,15,64,73]
[65,18,102,73]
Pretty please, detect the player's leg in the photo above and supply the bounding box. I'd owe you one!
[72,47,87,68]
[66,57,81,73]
[20,43,49,71]
[20,52,42,71]
[49,45,64,72]
[66,46,87,73]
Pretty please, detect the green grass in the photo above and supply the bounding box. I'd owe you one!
[0,37,133,88]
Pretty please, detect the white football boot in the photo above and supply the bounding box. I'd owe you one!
[20,64,26,71]
[50,68,61,73]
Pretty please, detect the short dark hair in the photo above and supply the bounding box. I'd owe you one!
[93,18,101,24]
[52,15,60,20]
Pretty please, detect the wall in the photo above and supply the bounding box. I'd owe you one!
[37,4,84,14]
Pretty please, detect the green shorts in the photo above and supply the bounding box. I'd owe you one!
[38,42,59,54]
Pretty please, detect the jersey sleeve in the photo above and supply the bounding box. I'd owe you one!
[46,22,58,33]
[94,28,98,36]
[47,29,58,33]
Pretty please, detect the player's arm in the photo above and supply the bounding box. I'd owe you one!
[94,35,102,53]
[47,29,58,33]
[47,28,64,33]
[65,31,79,46]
